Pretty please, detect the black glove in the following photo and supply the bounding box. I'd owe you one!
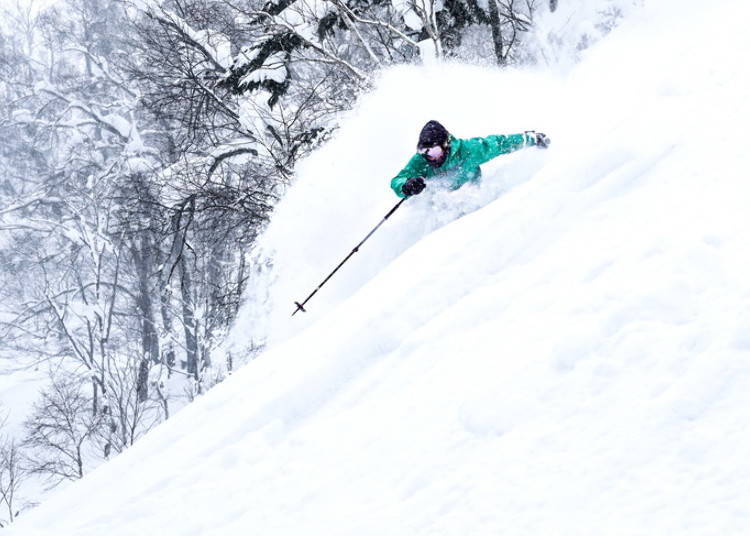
[533,131,550,148]
[402,176,426,196]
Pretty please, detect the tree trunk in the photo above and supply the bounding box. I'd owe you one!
[488,0,506,66]
[132,234,160,402]
[159,287,176,371]
[180,255,199,380]
[173,198,200,381]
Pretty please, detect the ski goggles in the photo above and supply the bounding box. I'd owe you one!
[419,144,445,162]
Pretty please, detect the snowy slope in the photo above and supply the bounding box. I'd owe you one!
[9,0,750,534]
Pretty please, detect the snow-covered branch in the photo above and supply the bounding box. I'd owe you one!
[238,8,368,82]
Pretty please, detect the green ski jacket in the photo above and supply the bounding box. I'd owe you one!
[390,132,537,198]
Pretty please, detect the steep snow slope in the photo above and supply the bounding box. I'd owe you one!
[10,0,750,534]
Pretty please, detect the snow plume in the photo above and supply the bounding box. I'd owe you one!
[230,63,552,350]
[9,0,750,534]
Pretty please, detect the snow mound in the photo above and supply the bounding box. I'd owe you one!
[10,0,750,534]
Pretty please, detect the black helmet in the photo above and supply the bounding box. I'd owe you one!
[417,120,450,149]
[417,120,451,167]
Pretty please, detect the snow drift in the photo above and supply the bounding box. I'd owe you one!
[9,0,750,534]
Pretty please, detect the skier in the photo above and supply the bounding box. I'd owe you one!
[391,120,550,197]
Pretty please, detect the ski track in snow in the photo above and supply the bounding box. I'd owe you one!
[9,0,750,534]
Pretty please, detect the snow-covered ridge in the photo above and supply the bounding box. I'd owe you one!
[9,0,750,533]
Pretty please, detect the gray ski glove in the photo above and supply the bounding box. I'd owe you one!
[531,131,550,148]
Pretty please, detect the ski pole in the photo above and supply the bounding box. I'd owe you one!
[292,197,408,316]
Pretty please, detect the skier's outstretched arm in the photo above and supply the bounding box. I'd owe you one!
[463,131,547,167]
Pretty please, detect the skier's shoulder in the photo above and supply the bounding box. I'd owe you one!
[447,134,469,154]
